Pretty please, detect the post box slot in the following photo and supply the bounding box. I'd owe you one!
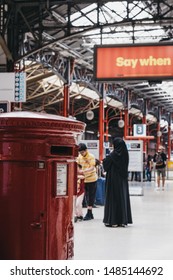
[50,146,73,155]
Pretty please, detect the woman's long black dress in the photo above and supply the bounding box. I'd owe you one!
[103,138,132,226]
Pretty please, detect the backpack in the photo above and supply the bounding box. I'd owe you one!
[155,153,163,167]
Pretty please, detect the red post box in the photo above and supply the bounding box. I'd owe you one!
[0,111,85,260]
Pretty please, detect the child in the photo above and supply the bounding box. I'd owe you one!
[74,165,85,222]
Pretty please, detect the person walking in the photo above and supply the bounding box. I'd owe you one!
[103,137,132,227]
[76,143,97,221]
[153,146,167,190]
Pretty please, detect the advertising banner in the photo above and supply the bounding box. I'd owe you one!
[94,43,173,80]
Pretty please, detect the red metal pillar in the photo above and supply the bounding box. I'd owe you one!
[99,98,104,160]
[142,115,147,153]
[156,107,161,151]
[105,108,110,142]
[167,113,172,160]
[105,119,109,142]
[168,125,171,160]
[157,122,161,150]
[63,59,71,117]
[105,107,113,142]
[142,99,148,154]
[124,109,129,139]
[124,90,129,139]
[63,84,69,117]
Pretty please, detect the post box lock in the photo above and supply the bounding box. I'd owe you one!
[30,222,42,229]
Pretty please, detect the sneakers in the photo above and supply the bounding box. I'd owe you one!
[155,187,165,191]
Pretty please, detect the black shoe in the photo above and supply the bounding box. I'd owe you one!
[90,212,94,219]
[83,213,92,221]
[105,224,112,227]
[74,216,78,223]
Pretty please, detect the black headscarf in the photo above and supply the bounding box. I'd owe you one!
[110,137,129,178]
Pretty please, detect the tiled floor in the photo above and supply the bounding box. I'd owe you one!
[74,180,173,260]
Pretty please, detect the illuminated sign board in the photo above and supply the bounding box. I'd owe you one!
[94,43,173,81]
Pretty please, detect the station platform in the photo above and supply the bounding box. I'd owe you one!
[74,180,173,260]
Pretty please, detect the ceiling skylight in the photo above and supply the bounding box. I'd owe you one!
[69,1,165,45]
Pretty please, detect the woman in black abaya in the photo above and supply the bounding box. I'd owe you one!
[103,137,132,227]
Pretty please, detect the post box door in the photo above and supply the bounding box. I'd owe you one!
[47,160,75,260]
[0,161,46,260]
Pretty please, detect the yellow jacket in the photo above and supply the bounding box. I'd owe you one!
[77,151,97,183]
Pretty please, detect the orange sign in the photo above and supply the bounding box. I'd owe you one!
[94,44,173,80]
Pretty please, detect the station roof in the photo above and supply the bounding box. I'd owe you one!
[1,1,173,136]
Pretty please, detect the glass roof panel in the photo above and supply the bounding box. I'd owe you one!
[69,1,166,45]
[70,4,97,26]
